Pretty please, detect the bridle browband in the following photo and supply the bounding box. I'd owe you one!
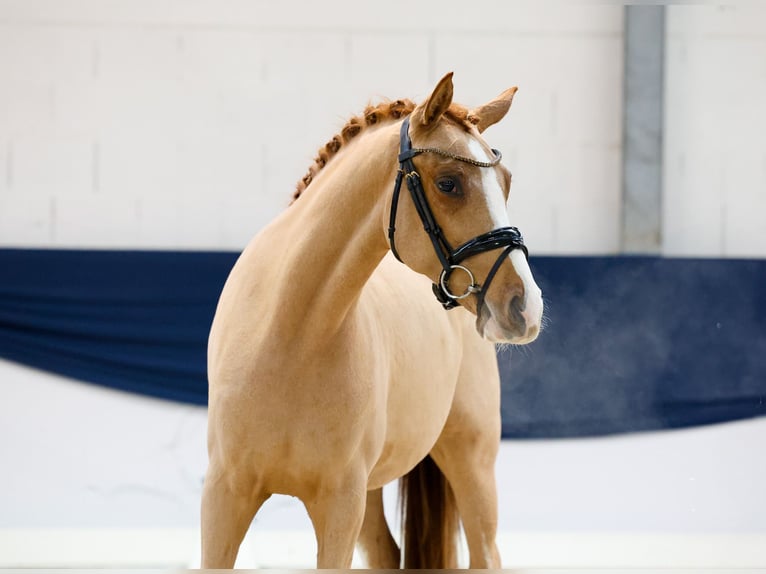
[388,116,529,312]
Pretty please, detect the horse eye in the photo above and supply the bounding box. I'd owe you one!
[436,178,457,194]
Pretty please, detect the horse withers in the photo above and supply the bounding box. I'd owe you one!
[201,73,543,569]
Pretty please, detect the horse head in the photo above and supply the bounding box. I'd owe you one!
[388,73,544,344]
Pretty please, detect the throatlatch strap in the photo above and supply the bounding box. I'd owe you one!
[388,169,404,262]
[391,117,454,273]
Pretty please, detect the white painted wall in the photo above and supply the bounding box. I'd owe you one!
[0,0,623,254]
[664,4,766,257]
[1,1,766,568]
[1,3,764,253]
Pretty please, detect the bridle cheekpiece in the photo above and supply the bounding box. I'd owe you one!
[388,116,529,313]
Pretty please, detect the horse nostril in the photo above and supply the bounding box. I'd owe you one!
[509,294,525,324]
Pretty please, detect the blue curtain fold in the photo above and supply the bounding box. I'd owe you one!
[1,248,764,438]
[0,249,237,405]
[500,256,766,437]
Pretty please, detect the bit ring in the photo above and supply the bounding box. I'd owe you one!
[439,265,480,300]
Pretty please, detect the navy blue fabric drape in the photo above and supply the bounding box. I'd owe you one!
[0,249,237,405]
[1,248,764,438]
[500,256,766,437]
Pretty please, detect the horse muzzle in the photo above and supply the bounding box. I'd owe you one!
[475,251,544,344]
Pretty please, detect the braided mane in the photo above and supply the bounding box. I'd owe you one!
[291,99,475,204]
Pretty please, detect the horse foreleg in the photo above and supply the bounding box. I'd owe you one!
[357,487,400,568]
[431,439,502,568]
[303,472,367,568]
[200,463,269,568]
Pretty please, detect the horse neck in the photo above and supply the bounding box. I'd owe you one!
[264,121,400,340]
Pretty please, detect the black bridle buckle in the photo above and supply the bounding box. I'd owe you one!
[432,283,460,310]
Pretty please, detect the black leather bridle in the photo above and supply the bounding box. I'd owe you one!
[388,116,529,312]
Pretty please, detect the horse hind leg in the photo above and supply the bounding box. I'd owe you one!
[356,487,400,568]
[200,462,270,568]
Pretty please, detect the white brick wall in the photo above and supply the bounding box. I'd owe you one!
[3,3,763,257]
[664,4,766,258]
[0,0,624,253]
[433,29,624,254]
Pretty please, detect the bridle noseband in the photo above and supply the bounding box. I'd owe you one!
[388,116,529,312]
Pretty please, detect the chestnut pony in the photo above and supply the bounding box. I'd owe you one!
[201,73,543,569]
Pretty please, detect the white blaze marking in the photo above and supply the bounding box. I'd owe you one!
[511,248,543,319]
[467,138,509,228]
[468,137,543,329]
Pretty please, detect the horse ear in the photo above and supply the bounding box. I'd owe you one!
[469,86,518,133]
[418,72,454,127]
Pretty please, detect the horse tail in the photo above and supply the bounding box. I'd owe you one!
[399,454,460,568]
